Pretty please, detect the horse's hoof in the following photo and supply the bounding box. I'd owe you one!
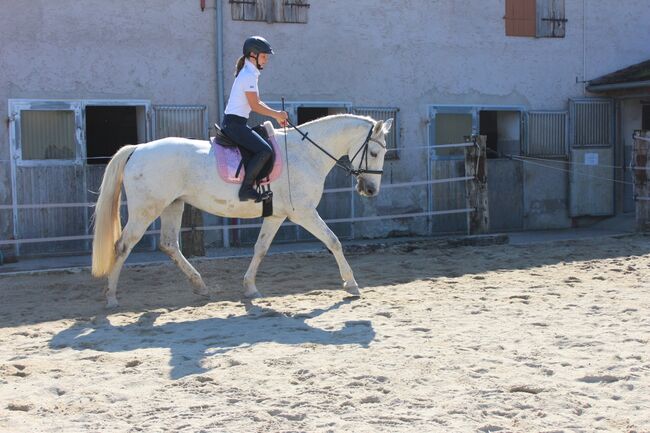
[105,298,119,309]
[343,282,360,297]
[193,286,209,297]
[244,290,262,299]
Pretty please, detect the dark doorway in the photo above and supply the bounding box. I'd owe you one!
[479,110,499,158]
[642,103,650,130]
[297,107,330,125]
[479,110,521,158]
[86,106,138,164]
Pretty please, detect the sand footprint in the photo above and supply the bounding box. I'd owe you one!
[6,402,33,412]
[125,360,142,368]
[577,374,623,383]
[8,364,29,378]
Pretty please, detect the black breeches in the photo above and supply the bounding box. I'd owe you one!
[222,114,273,157]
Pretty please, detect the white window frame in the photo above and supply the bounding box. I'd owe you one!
[9,99,152,167]
[9,99,84,167]
[428,104,526,160]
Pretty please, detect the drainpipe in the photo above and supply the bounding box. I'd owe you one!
[216,0,225,124]
[216,0,232,248]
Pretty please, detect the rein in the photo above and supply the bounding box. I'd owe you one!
[285,118,385,177]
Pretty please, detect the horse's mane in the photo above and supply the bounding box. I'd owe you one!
[297,113,375,129]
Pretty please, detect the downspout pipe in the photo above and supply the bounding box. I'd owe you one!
[216,0,230,248]
[216,0,225,125]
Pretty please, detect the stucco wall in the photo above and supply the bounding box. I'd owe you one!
[220,0,650,236]
[2,0,650,250]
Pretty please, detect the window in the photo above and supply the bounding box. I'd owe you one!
[10,99,150,165]
[298,106,346,124]
[86,106,139,164]
[479,110,521,158]
[434,113,473,158]
[352,107,400,160]
[526,111,568,156]
[230,0,309,24]
[505,0,566,38]
[20,110,76,160]
[429,106,523,159]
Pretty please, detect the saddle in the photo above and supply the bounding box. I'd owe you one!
[211,121,282,217]
[211,121,282,186]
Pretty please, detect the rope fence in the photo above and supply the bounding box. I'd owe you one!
[0,173,478,246]
[0,176,473,211]
[0,141,476,164]
[507,155,635,186]
[5,133,649,248]
[0,208,475,246]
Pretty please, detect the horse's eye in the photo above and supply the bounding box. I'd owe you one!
[370,151,378,158]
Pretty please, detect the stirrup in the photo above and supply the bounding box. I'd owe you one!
[258,190,273,202]
[257,184,273,203]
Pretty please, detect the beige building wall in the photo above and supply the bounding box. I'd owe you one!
[2,0,650,249]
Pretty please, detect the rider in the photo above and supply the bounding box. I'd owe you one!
[222,36,289,202]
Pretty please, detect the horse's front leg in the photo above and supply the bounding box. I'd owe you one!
[243,216,286,298]
[291,209,360,297]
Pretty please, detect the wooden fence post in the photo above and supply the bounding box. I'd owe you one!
[633,130,650,232]
[181,204,205,257]
[465,135,490,235]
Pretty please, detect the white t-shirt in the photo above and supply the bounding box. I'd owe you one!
[224,59,260,118]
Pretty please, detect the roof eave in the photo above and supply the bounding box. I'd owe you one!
[586,80,650,93]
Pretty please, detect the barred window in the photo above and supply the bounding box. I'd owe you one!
[352,107,400,160]
[230,0,309,24]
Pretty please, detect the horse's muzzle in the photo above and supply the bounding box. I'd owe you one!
[356,177,379,197]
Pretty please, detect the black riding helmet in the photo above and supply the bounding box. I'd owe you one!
[243,36,274,57]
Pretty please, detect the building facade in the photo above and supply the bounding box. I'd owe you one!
[2,0,650,259]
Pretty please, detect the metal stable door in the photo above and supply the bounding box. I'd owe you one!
[568,98,615,217]
[8,100,88,257]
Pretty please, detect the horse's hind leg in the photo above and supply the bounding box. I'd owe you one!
[159,200,208,297]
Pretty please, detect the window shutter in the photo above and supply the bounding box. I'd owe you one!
[505,0,537,37]
[230,0,309,23]
[154,105,208,140]
[537,0,566,38]
[230,0,269,22]
[569,99,614,148]
[352,107,400,160]
[526,111,568,156]
[278,0,310,24]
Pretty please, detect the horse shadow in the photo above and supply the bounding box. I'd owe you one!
[49,299,374,379]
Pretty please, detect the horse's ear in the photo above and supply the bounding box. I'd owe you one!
[383,118,394,134]
[372,120,384,136]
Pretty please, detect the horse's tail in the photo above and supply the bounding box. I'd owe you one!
[91,145,137,277]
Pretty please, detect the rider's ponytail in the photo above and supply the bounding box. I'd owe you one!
[235,55,246,77]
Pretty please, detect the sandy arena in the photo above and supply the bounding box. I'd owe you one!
[1,235,649,432]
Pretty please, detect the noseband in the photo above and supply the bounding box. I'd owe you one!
[287,119,385,177]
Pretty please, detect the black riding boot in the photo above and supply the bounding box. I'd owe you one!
[239,152,271,202]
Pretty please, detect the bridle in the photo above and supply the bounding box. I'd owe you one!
[286,118,386,177]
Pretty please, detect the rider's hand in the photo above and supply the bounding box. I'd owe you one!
[276,110,289,127]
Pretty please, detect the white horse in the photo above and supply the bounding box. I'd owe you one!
[92,114,393,308]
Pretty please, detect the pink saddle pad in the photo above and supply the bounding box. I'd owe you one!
[211,134,282,185]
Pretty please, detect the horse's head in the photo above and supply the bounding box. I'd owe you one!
[350,118,393,197]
